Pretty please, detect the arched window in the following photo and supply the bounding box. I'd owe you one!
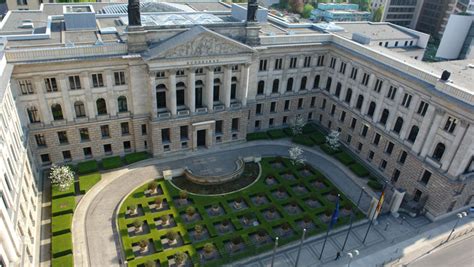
[231,77,237,99]
[407,125,419,143]
[213,78,220,102]
[27,106,40,123]
[345,88,352,103]
[117,96,128,112]
[272,79,279,93]
[156,84,167,109]
[300,76,307,90]
[379,109,389,125]
[335,82,342,97]
[96,98,107,115]
[356,95,364,110]
[367,101,376,117]
[286,77,293,92]
[74,101,86,118]
[51,104,63,120]
[325,77,332,91]
[195,80,203,107]
[393,117,404,134]
[176,82,186,106]
[313,75,320,89]
[432,143,446,161]
[257,80,265,95]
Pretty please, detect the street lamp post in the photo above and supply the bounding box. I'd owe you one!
[270,237,279,267]
[445,212,467,243]
[347,249,359,267]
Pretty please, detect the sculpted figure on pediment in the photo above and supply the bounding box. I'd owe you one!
[167,35,242,58]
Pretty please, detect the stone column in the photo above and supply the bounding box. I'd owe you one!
[187,70,196,113]
[412,105,435,154]
[81,71,95,119]
[239,64,250,107]
[399,96,418,140]
[150,76,157,119]
[105,70,117,116]
[389,189,406,217]
[58,74,74,121]
[33,77,51,124]
[447,126,474,176]
[372,97,383,123]
[223,66,232,108]
[168,73,177,116]
[441,121,467,171]
[420,108,444,157]
[205,68,214,111]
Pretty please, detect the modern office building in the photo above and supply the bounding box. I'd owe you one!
[311,3,371,22]
[416,0,470,37]
[436,13,474,59]
[370,0,424,28]
[0,0,472,229]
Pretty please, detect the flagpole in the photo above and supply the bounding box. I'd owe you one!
[341,187,364,252]
[319,194,340,260]
[362,183,387,244]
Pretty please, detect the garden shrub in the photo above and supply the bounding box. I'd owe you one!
[79,173,101,194]
[124,152,149,165]
[302,124,318,134]
[51,233,73,258]
[320,143,339,155]
[335,151,355,165]
[51,196,76,216]
[349,163,370,177]
[51,214,72,236]
[292,134,315,146]
[367,180,383,191]
[267,129,287,139]
[51,184,75,199]
[246,132,269,141]
[77,160,99,175]
[283,127,294,137]
[101,156,123,170]
[309,131,326,145]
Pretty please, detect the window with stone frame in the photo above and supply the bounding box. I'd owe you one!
[416,101,429,116]
[420,170,431,185]
[215,120,223,134]
[19,80,34,95]
[274,58,283,70]
[386,85,397,100]
[398,150,407,164]
[35,134,46,147]
[79,128,90,141]
[161,128,171,143]
[91,73,104,88]
[114,71,126,86]
[121,122,129,135]
[259,59,268,71]
[68,75,81,90]
[27,107,40,123]
[96,98,107,115]
[304,56,311,68]
[57,131,68,144]
[44,78,58,92]
[100,125,110,138]
[180,126,188,141]
[231,118,239,132]
[443,116,457,133]
[257,80,265,95]
[317,55,325,66]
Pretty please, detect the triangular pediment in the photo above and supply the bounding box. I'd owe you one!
[143,26,256,60]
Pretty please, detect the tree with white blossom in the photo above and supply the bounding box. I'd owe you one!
[291,114,306,136]
[326,130,341,151]
[289,146,305,166]
[49,165,75,191]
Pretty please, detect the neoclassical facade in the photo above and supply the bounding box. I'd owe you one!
[0,2,472,224]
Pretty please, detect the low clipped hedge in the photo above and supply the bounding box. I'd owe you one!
[292,134,315,147]
[125,151,149,165]
[309,131,326,145]
[51,233,73,258]
[51,196,76,216]
[101,156,123,170]
[246,132,269,141]
[77,160,99,175]
[51,185,75,199]
[283,127,294,137]
[302,124,318,134]
[51,254,73,267]
[349,163,370,177]
[320,143,340,155]
[335,151,355,166]
[367,180,383,191]
[51,214,72,236]
[79,173,101,194]
[267,129,287,139]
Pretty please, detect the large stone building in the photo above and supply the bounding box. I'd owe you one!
[0,0,472,231]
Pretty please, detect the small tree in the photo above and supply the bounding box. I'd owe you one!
[161,214,170,225]
[139,239,149,251]
[154,197,163,208]
[133,219,143,231]
[179,190,188,200]
[289,146,305,166]
[290,114,306,136]
[326,130,340,151]
[167,230,178,242]
[373,6,384,22]
[174,251,187,265]
[203,243,215,254]
[49,165,75,191]
[302,3,314,18]
[195,224,203,234]
[148,182,158,194]
[186,206,196,217]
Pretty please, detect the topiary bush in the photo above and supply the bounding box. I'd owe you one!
[267,129,287,139]
[292,134,315,146]
[349,163,370,177]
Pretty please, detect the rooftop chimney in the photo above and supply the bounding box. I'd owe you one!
[247,0,258,22]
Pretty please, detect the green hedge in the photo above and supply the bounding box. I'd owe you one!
[124,152,149,165]
[77,160,99,175]
[292,134,315,146]
[101,156,123,170]
[283,127,294,137]
[349,163,370,177]
[267,129,287,139]
[246,132,269,141]
[367,180,383,191]
[320,143,340,155]
[302,124,318,134]
[51,184,75,199]
[52,196,76,216]
[51,214,72,236]
[335,151,355,166]
[52,254,73,267]
[79,173,101,194]
[309,132,326,145]
[52,233,73,258]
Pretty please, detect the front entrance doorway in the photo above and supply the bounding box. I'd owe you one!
[197,129,206,147]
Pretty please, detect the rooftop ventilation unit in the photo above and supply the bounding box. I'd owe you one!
[63,5,97,31]
[19,20,34,29]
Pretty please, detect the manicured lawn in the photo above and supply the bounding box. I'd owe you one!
[349,163,370,177]
[51,233,73,258]
[267,129,288,139]
[335,151,355,166]
[246,132,269,141]
[118,157,363,266]
[51,254,73,267]
[51,184,75,199]
[79,173,102,194]
[101,156,124,170]
[77,160,99,175]
[51,196,76,216]
[125,152,150,165]
[51,214,72,236]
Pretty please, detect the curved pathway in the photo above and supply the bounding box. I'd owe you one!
[72,140,375,267]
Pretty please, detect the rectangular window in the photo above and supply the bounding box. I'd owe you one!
[101,125,110,138]
[321,99,326,110]
[270,102,277,112]
[330,57,336,69]
[232,118,239,132]
[416,101,429,116]
[373,133,381,146]
[392,169,400,183]
[340,111,346,122]
[215,120,223,134]
[399,150,407,164]
[156,71,165,78]
[368,150,374,160]
[62,151,72,161]
[289,57,297,68]
[83,147,92,158]
[350,67,358,80]
[19,80,34,95]
[161,128,170,143]
[413,189,422,202]
[256,103,263,115]
[121,122,129,135]
[91,73,104,88]
[114,71,126,86]
[104,144,112,155]
[444,116,457,133]
[298,98,303,109]
[387,86,397,100]
[374,79,383,93]
[330,104,336,115]
[357,142,363,151]
[304,56,311,68]
[283,116,288,124]
[35,134,46,147]
[57,131,68,144]
[141,124,147,135]
[44,78,58,92]
[308,112,313,120]
[361,125,368,137]
[284,100,290,111]
[385,142,394,155]
[255,120,261,129]
[317,55,325,66]
[79,128,89,141]
[401,93,412,108]
[259,59,268,71]
[123,141,131,151]
[310,97,316,107]
[68,75,81,90]
[156,91,166,109]
[361,73,369,86]
[40,154,51,164]
[176,69,185,76]
[274,58,283,70]
[231,65,239,71]
[269,118,274,127]
[380,160,387,170]
[180,126,188,140]
[346,134,352,143]
[420,170,431,185]
[195,68,203,74]
[350,118,357,129]
[339,62,346,74]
